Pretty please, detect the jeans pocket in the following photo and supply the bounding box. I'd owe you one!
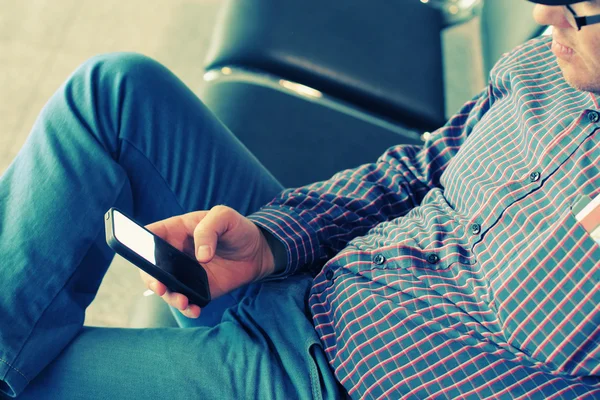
[305,339,347,400]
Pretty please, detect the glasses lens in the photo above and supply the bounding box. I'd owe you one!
[564,6,578,29]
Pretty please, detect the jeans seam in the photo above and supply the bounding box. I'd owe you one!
[119,137,186,213]
[0,357,29,383]
[306,339,323,400]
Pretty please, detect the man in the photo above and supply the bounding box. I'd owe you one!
[0,0,598,398]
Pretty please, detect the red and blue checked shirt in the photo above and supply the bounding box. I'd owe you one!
[249,35,600,399]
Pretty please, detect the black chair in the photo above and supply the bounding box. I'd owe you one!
[200,0,445,188]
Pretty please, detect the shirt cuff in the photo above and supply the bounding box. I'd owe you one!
[248,206,320,279]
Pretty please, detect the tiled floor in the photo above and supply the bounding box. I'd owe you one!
[1,1,484,328]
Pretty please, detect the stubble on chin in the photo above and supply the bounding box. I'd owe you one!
[564,76,600,94]
[558,63,600,94]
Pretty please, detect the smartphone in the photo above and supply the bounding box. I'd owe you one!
[104,207,211,307]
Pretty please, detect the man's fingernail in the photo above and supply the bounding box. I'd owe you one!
[149,281,158,293]
[197,245,210,260]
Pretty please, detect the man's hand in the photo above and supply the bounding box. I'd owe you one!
[139,206,275,318]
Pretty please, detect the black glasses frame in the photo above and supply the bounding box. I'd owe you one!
[565,5,600,30]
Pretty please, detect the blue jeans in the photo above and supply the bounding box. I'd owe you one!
[0,53,343,399]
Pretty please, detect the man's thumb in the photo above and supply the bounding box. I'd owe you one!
[193,205,235,262]
[196,244,212,262]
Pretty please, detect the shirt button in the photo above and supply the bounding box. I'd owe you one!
[373,254,386,265]
[325,270,333,280]
[427,254,439,264]
[529,171,541,182]
[471,223,481,235]
[588,111,600,123]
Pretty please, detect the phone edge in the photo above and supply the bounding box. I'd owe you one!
[104,208,211,307]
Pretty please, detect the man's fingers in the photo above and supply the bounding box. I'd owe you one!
[144,219,170,241]
[145,210,209,245]
[193,206,237,263]
[182,304,201,319]
[140,273,201,318]
[139,271,166,295]
[160,290,188,310]
[159,291,201,318]
[138,210,215,318]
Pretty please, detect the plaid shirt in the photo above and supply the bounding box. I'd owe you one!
[249,35,600,399]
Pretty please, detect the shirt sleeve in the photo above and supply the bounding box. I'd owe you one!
[248,86,493,278]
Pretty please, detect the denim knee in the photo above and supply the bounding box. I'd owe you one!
[40,52,168,117]
[74,52,169,89]
[34,52,179,156]
[67,52,174,111]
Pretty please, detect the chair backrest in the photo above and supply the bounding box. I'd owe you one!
[200,0,545,188]
[204,0,446,132]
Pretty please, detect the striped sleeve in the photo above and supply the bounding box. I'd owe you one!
[248,87,493,277]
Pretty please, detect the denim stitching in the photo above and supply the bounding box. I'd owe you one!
[0,357,29,382]
[305,339,323,400]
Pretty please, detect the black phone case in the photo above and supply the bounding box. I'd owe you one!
[104,208,211,308]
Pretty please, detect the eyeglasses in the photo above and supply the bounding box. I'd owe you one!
[564,5,600,30]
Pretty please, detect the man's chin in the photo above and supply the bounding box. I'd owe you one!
[563,77,600,94]
[559,63,600,94]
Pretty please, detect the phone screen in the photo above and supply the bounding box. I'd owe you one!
[112,210,208,289]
